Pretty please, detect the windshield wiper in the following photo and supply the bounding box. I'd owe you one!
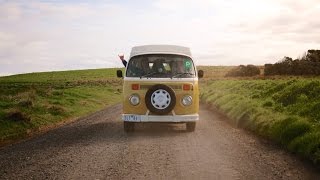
[140,72,157,78]
[171,73,195,78]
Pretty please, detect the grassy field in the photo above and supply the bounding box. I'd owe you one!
[200,78,320,164]
[197,66,235,79]
[2,66,320,165]
[0,66,227,144]
[0,68,123,144]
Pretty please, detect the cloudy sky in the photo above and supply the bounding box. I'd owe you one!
[1,0,320,76]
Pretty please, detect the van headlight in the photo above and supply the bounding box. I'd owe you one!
[129,94,140,106]
[181,95,192,106]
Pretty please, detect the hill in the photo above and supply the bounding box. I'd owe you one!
[0,68,123,145]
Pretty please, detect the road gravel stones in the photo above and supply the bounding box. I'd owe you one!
[0,104,319,179]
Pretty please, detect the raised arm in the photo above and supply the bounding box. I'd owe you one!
[118,55,127,67]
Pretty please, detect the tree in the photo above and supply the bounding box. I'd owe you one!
[263,49,320,76]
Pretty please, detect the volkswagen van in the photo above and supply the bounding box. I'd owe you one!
[117,45,203,132]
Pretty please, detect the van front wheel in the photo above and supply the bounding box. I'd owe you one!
[124,122,134,133]
[186,122,196,132]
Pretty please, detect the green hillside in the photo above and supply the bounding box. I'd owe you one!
[0,68,122,82]
[0,68,123,144]
[2,66,320,165]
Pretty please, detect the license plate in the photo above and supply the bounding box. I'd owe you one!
[124,115,141,122]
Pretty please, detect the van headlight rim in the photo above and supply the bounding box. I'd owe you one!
[129,94,140,106]
[181,95,192,106]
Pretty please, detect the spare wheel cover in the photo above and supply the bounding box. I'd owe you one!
[145,84,176,115]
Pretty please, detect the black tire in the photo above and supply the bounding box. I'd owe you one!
[145,84,176,115]
[186,122,196,132]
[124,122,134,133]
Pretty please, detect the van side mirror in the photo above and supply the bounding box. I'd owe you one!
[198,70,204,78]
[117,70,123,78]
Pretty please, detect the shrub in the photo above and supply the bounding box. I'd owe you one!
[279,120,311,145]
[201,79,320,165]
[314,149,320,164]
[18,99,34,108]
[264,64,273,75]
[264,50,320,76]
[225,65,260,77]
[48,105,66,116]
[288,131,320,164]
[262,101,273,107]
[5,108,31,122]
[270,117,296,140]
[13,90,36,101]
[52,90,64,96]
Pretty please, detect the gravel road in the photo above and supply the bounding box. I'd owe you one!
[0,104,319,179]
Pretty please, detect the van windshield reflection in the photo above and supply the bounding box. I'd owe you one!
[126,54,196,78]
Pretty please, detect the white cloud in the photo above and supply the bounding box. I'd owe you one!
[0,0,320,76]
[0,2,22,21]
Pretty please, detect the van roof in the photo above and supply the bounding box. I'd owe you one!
[130,45,192,58]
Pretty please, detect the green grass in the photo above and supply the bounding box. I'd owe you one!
[0,68,122,83]
[3,66,320,165]
[200,78,320,164]
[0,68,123,144]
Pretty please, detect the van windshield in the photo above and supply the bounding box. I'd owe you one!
[126,54,196,78]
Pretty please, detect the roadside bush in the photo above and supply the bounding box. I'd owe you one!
[288,131,320,164]
[201,79,320,165]
[264,82,287,97]
[264,64,274,75]
[225,65,260,77]
[52,90,64,96]
[13,90,36,102]
[262,100,273,107]
[270,117,296,140]
[314,150,320,164]
[18,99,34,108]
[279,120,311,145]
[309,103,320,122]
[5,108,31,122]
[271,80,320,122]
[264,50,320,76]
[48,105,67,116]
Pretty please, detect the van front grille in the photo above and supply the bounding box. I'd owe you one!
[140,84,182,90]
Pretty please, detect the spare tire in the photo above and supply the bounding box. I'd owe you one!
[145,84,176,115]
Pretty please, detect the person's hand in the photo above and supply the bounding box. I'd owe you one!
[118,54,125,61]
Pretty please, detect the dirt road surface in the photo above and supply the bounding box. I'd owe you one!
[0,104,319,179]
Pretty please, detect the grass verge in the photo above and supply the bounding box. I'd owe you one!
[200,78,320,165]
[0,68,123,145]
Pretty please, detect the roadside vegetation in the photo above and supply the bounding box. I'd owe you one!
[225,65,261,77]
[197,66,235,79]
[265,49,320,76]
[0,68,123,144]
[2,64,320,165]
[201,78,320,165]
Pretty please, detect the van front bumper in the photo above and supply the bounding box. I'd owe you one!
[122,114,199,122]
